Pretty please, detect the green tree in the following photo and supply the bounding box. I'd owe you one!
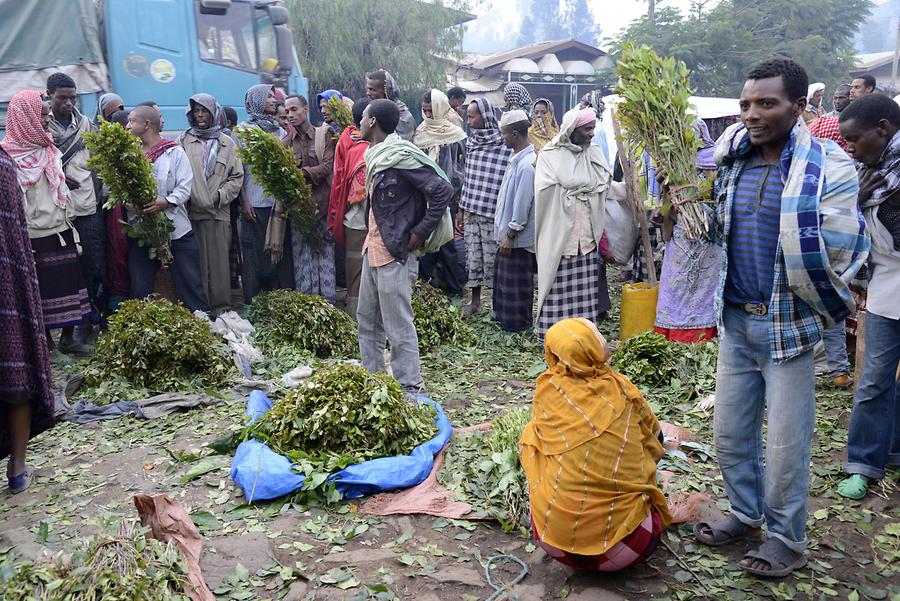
[565,0,599,45]
[518,0,567,47]
[287,0,470,108]
[612,0,874,97]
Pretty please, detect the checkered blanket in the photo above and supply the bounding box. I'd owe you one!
[459,98,511,218]
[714,119,870,362]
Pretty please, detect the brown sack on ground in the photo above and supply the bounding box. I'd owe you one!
[133,493,215,601]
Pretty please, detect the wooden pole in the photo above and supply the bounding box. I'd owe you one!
[610,110,657,285]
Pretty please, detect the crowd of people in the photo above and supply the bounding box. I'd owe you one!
[0,57,898,581]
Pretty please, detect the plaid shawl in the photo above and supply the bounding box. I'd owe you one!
[866,131,900,250]
[460,98,511,218]
[713,119,870,362]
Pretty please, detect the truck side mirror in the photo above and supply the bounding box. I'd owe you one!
[267,5,290,26]
[274,25,294,72]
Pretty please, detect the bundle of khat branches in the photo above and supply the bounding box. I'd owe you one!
[615,43,712,240]
[0,521,190,600]
[85,121,175,264]
[234,125,323,250]
[325,95,353,139]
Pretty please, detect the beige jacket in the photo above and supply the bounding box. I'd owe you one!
[181,132,244,222]
[24,173,74,240]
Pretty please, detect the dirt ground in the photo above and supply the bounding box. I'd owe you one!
[1,279,898,600]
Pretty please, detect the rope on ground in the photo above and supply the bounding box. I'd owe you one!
[484,553,529,601]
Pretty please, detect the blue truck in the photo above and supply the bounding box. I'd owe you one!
[0,0,308,134]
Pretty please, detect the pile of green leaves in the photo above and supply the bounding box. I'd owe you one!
[234,125,323,250]
[84,121,175,264]
[325,95,353,139]
[84,297,233,398]
[615,43,710,240]
[0,522,189,600]
[248,289,357,358]
[413,282,475,351]
[247,363,437,499]
[438,407,531,533]
[612,331,718,406]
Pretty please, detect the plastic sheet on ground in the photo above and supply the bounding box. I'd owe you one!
[230,390,453,503]
[64,388,224,424]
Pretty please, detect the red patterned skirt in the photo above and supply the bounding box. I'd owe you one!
[533,509,663,572]
[654,326,718,343]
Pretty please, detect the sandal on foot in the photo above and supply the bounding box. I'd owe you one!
[694,514,756,547]
[837,474,869,500]
[8,465,34,494]
[741,538,808,579]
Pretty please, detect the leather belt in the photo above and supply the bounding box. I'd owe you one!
[728,301,768,316]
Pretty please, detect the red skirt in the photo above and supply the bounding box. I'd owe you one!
[654,326,717,343]
[533,509,663,572]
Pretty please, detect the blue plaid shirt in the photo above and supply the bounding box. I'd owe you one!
[712,139,866,363]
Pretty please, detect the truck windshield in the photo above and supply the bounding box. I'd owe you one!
[195,2,277,73]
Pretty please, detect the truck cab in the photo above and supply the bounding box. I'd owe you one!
[103,0,307,130]
[0,0,307,135]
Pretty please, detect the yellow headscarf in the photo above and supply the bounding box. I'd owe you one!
[528,98,559,152]
[520,318,672,555]
[414,89,467,161]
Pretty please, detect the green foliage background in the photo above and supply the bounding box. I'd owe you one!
[610,0,875,98]
[287,0,470,108]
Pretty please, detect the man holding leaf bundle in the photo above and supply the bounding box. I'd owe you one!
[126,105,210,313]
[357,99,454,390]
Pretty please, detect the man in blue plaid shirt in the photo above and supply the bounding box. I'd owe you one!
[682,59,869,579]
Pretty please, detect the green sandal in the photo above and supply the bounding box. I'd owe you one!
[837,474,869,500]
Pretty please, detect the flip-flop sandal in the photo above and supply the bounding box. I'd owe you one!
[693,514,757,546]
[741,538,808,579]
[837,474,869,500]
[8,464,34,494]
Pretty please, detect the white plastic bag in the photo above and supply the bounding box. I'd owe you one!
[603,197,639,265]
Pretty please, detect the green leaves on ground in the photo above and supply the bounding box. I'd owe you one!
[234,125,323,250]
[247,363,437,498]
[0,521,190,600]
[248,289,357,358]
[438,408,531,532]
[612,331,717,408]
[413,282,476,351]
[84,121,175,264]
[83,297,233,402]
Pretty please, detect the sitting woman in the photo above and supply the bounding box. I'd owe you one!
[520,317,671,571]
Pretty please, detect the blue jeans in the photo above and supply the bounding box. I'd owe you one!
[713,306,816,552]
[128,232,210,313]
[822,319,849,376]
[844,311,900,480]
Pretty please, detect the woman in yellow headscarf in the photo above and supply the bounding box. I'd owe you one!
[528,98,559,152]
[520,317,671,571]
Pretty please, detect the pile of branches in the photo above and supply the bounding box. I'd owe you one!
[413,282,476,351]
[83,297,233,401]
[438,408,531,533]
[247,363,437,498]
[248,289,357,358]
[84,121,175,264]
[234,125,323,250]
[0,521,189,600]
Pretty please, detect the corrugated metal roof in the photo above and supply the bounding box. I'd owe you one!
[471,39,606,71]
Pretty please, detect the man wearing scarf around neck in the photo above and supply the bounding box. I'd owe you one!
[46,73,104,344]
[686,59,868,578]
[836,93,900,501]
[458,98,511,315]
[126,105,210,313]
[237,84,293,304]
[357,99,454,390]
[181,93,244,316]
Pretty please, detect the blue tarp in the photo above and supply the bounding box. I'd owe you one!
[230,390,453,502]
